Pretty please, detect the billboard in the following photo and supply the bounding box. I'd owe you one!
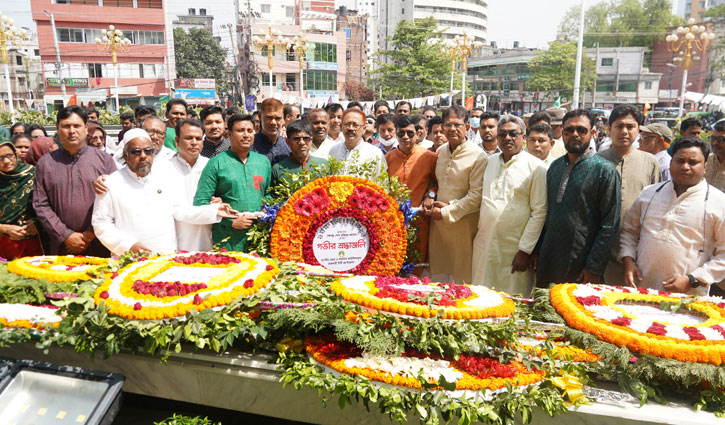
[46,78,89,87]
[174,78,216,89]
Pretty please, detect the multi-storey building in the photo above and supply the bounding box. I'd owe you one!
[0,30,44,112]
[31,0,175,112]
[582,47,662,108]
[336,7,368,89]
[377,0,487,56]
[677,0,725,21]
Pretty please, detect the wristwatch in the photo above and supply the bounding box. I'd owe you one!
[687,274,700,288]
[427,191,436,200]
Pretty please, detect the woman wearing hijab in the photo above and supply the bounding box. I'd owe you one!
[87,121,107,150]
[25,137,58,166]
[0,142,43,259]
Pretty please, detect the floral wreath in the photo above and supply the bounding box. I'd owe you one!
[95,252,278,320]
[550,283,725,365]
[0,303,62,330]
[8,255,109,282]
[330,275,515,320]
[270,176,407,276]
[306,334,545,392]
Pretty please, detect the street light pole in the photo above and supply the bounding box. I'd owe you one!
[44,11,66,104]
[446,33,482,108]
[0,11,27,115]
[95,25,131,112]
[253,26,291,98]
[572,0,585,109]
[290,34,315,101]
[666,18,715,116]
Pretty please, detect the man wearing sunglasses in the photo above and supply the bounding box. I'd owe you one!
[472,114,547,297]
[92,128,236,256]
[534,109,621,287]
[272,120,330,184]
[386,115,438,275]
[598,105,661,284]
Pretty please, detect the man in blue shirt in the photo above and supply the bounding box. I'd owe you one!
[252,98,290,165]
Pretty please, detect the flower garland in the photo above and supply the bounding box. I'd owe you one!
[0,303,62,330]
[94,252,279,320]
[306,334,544,392]
[330,275,515,320]
[550,283,725,365]
[8,256,109,282]
[270,176,407,277]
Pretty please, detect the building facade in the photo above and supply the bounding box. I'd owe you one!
[31,0,175,112]
[336,8,368,89]
[677,0,725,20]
[0,30,44,113]
[173,8,214,34]
[582,47,662,108]
[651,31,710,107]
[377,0,487,55]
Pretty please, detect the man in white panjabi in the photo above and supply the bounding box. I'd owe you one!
[471,115,547,296]
[329,109,387,179]
[620,138,725,296]
[92,129,235,256]
[159,118,214,251]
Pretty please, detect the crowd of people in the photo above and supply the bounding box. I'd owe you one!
[1,98,723,297]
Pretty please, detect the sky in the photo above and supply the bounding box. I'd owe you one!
[4,0,681,52]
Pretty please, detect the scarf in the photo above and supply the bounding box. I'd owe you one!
[0,142,35,224]
[25,136,57,166]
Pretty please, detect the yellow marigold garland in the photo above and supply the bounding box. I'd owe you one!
[550,283,725,365]
[270,176,407,276]
[8,255,108,282]
[94,252,279,320]
[329,277,515,320]
[306,335,545,391]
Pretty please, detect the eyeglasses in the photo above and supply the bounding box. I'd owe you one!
[396,130,416,138]
[0,153,17,162]
[128,148,155,157]
[290,136,312,143]
[497,130,521,139]
[443,123,466,130]
[711,136,725,144]
[562,126,591,136]
[144,129,166,137]
[342,122,364,130]
[366,119,375,125]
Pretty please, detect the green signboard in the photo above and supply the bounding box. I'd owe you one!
[46,78,89,88]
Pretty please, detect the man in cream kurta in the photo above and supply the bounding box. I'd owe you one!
[619,140,725,296]
[472,115,547,296]
[427,106,485,284]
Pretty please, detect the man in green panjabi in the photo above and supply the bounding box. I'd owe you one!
[193,114,271,251]
[272,119,329,184]
[534,109,621,287]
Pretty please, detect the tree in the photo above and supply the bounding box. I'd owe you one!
[343,82,375,101]
[558,0,683,49]
[526,42,597,102]
[372,17,468,99]
[173,28,230,98]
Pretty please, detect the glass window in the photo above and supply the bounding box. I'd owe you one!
[57,28,70,42]
[601,57,613,66]
[88,63,103,78]
[304,70,337,90]
[137,0,163,8]
[618,81,637,92]
[286,6,294,17]
[122,31,135,43]
[261,4,271,13]
[644,81,652,89]
[104,0,133,6]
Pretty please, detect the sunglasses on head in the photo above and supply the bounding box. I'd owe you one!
[128,148,155,157]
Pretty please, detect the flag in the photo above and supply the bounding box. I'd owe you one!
[159,94,170,104]
[465,96,474,110]
[553,96,561,108]
[643,102,651,116]
[66,95,77,106]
